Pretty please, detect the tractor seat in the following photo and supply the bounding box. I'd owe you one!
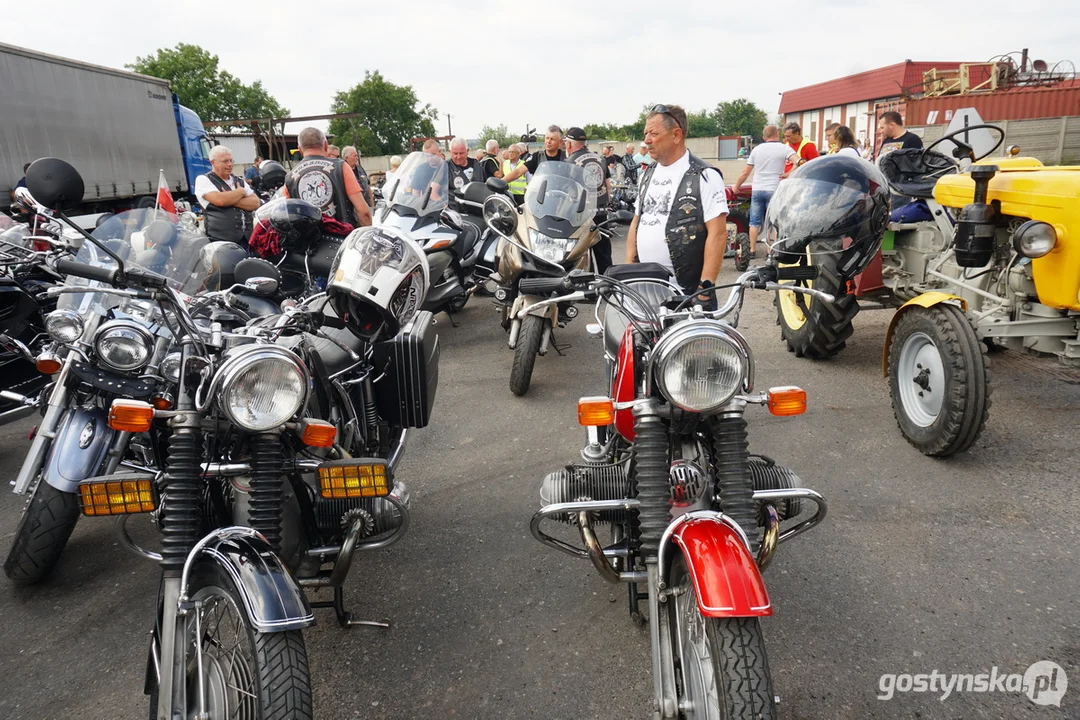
[878,148,958,199]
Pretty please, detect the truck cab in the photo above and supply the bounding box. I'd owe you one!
[173,97,213,195]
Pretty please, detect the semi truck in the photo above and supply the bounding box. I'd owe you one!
[0,42,213,212]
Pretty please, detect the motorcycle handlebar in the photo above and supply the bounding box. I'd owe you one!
[518,276,572,295]
[774,265,819,281]
[55,258,118,285]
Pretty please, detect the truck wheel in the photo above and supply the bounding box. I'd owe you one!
[888,304,990,456]
[135,196,157,210]
[774,240,858,359]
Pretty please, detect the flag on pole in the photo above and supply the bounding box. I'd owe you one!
[155,169,177,215]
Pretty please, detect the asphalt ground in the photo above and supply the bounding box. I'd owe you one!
[0,230,1078,719]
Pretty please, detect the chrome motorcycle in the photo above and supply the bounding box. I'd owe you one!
[527,262,830,719]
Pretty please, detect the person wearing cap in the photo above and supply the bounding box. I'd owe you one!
[502,125,566,185]
[565,127,612,273]
[633,141,652,173]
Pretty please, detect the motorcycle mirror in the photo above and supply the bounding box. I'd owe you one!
[234,257,281,295]
[483,194,518,237]
[25,158,85,213]
[485,177,509,194]
[614,209,634,224]
[244,277,279,296]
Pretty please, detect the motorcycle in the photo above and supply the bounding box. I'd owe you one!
[377,151,476,316]
[481,161,617,396]
[526,262,830,718]
[14,158,438,719]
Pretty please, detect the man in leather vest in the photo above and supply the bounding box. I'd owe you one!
[195,145,261,245]
[625,104,728,305]
[283,127,372,227]
[565,127,613,273]
[502,125,567,185]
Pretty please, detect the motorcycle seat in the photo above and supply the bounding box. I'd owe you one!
[456,220,480,259]
[878,148,958,199]
[604,262,672,283]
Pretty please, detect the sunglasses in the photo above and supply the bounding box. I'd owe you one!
[650,104,685,133]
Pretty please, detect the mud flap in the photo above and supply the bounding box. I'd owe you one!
[883,292,968,375]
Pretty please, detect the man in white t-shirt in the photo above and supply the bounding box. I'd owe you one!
[732,125,798,257]
[625,104,728,305]
[194,145,260,244]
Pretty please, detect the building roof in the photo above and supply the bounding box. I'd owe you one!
[905,79,1080,125]
[779,61,971,114]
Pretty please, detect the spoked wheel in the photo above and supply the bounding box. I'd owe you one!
[888,303,990,456]
[669,555,776,720]
[509,315,548,396]
[774,239,859,359]
[170,567,312,720]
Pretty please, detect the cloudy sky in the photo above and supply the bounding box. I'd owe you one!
[2,1,1077,142]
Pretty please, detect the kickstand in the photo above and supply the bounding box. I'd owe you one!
[309,586,391,629]
[550,330,572,356]
[628,581,645,627]
[445,313,461,328]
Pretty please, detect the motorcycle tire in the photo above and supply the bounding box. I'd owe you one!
[734,233,751,272]
[164,563,313,720]
[669,554,777,720]
[3,480,81,586]
[774,239,859,359]
[887,303,990,457]
[509,315,548,397]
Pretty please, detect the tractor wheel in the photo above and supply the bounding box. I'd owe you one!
[774,239,859,359]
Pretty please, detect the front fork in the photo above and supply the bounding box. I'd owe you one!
[12,357,73,494]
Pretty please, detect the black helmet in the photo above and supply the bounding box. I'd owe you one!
[255,198,321,244]
[764,155,890,279]
[192,241,250,292]
[259,161,286,190]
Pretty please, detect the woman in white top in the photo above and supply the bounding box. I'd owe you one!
[831,126,862,159]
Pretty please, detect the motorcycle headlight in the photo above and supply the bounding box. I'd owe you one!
[160,351,182,383]
[93,320,154,372]
[45,309,85,343]
[1012,220,1057,258]
[216,347,309,432]
[529,229,574,263]
[652,322,750,413]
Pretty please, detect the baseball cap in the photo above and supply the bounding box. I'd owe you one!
[566,127,587,141]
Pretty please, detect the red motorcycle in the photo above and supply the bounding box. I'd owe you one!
[725,185,752,271]
[526,262,828,719]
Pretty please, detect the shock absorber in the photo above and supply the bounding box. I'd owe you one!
[248,433,284,552]
[631,403,671,558]
[159,427,203,577]
[711,412,758,547]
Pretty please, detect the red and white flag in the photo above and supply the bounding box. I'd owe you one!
[155,168,177,215]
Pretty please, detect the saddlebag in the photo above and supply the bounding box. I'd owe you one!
[371,311,439,428]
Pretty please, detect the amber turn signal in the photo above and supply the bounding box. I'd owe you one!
[35,353,62,375]
[577,396,615,426]
[150,393,174,411]
[767,386,807,416]
[108,399,155,432]
[298,418,337,448]
[79,478,156,516]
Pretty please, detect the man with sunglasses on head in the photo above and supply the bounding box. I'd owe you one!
[626,104,728,307]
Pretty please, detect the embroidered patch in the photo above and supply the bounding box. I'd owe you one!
[678,202,695,215]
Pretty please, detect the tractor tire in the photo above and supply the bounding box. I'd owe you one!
[774,239,859,359]
[734,233,751,271]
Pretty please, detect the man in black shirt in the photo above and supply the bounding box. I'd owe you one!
[446,136,477,207]
[503,125,566,184]
[475,139,502,183]
[602,145,620,177]
[565,127,612,273]
[876,111,923,159]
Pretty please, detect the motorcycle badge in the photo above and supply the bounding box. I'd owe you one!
[78,418,96,449]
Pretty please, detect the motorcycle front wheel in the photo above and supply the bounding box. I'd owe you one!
[669,554,776,720]
[168,565,312,720]
[4,480,81,586]
[509,315,548,396]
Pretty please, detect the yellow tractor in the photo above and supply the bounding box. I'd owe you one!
[774,125,1080,456]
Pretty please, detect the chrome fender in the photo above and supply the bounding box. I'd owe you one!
[43,407,115,493]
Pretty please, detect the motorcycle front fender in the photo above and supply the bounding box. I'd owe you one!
[189,533,315,633]
[668,516,772,618]
[43,407,115,494]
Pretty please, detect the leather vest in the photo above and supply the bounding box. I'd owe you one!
[202,173,253,244]
[638,153,719,293]
[285,155,354,225]
[568,148,609,209]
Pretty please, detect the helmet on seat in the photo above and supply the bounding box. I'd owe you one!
[255,198,322,244]
[259,161,287,191]
[327,226,429,341]
[764,154,890,279]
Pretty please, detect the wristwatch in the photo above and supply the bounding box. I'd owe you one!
[698,280,714,291]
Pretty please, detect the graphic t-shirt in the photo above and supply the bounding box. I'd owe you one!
[447,158,477,195]
[746,141,798,192]
[878,131,923,158]
[635,151,728,271]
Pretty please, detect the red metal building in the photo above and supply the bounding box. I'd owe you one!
[905,79,1080,126]
[779,60,972,151]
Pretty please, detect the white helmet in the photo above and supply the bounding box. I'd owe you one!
[328,225,429,340]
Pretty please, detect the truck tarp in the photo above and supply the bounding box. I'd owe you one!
[0,42,190,208]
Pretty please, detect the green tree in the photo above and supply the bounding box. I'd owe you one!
[477,124,518,149]
[127,44,288,127]
[329,71,438,156]
[715,98,769,138]
[686,109,720,138]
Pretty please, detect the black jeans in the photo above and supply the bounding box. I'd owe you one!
[592,212,612,274]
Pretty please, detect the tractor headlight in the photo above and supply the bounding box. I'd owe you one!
[652,322,750,413]
[44,309,85,344]
[94,320,154,372]
[216,347,309,432]
[1012,220,1057,258]
[529,229,573,264]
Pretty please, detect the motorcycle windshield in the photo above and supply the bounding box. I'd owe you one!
[526,162,597,227]
[386,152,450,217]
[57,209,210,315]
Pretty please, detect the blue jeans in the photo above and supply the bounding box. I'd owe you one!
[749,190,774,228]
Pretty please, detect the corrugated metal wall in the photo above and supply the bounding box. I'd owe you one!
[905,83,1080,126]
[909,115,1080,165]
[209,135,257,164]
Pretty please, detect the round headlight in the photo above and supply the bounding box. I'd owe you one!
[94,321,154,371]
[218,348,309,432]
[160,351,182,383]
[1012,220,1057,259]
[45,309,85,343]
[653,323,749,412]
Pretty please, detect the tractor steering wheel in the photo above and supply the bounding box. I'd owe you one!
[922,124,1006,164]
